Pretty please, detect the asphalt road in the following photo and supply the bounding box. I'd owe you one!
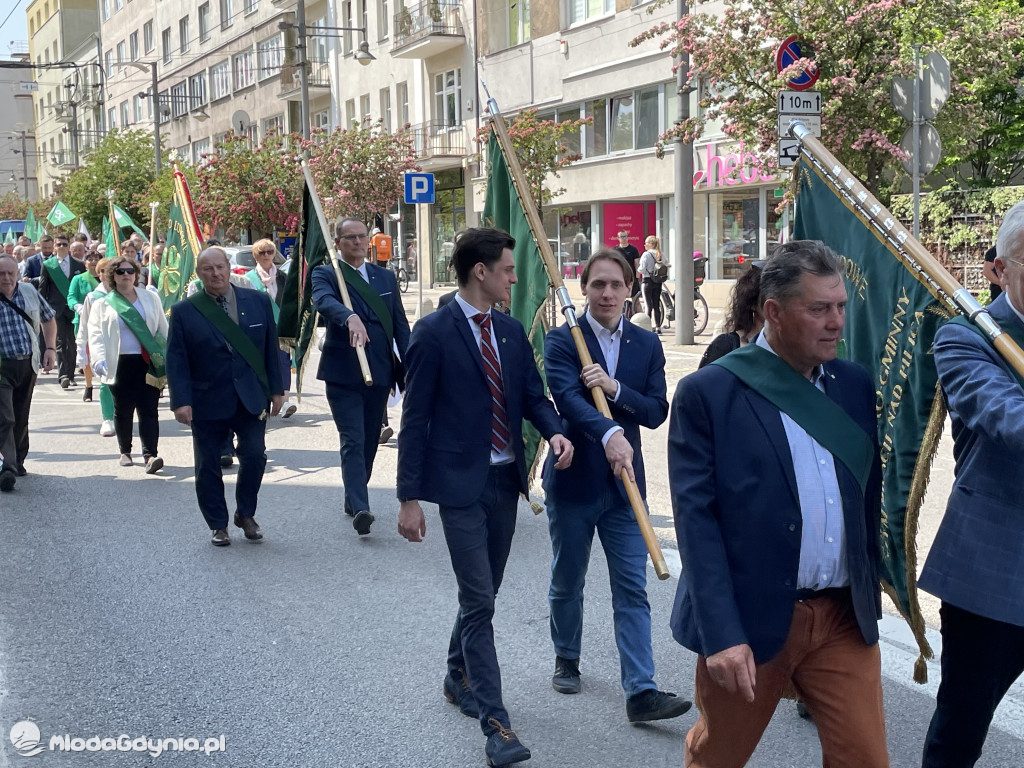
[1,288,1022,767]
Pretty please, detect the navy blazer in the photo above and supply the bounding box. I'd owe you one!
[397,300,564,508]
[166,285,285,421]
[668,357,883,664]
[37,257,87,319]
[311,262,410,390]
[919,295,1024,627]
[541,315,668,501]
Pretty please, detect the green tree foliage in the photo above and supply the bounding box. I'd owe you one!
[60,129,160,232]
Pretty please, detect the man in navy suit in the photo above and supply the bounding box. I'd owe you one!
[669,241,887,767]
[541,248,690,723]
[919,202,1024,768]
[397,228,573,768]
[166,248,285,546]
[313,217,410,537]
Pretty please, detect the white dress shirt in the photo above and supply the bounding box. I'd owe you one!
[584,312,624,446]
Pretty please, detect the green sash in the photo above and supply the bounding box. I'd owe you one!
[80,272,99,292]
[188,290,270,398]
[104,290,168,388]
[43,257,71,298]
[245,269,281,323]
[340,262,393,344]
[947,314,1024,389]
[712,344,875,493]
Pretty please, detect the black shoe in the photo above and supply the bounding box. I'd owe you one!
[796,700,812,720]
[233,513,264,541]
[352,510,374,536]
[211,528,231,546]
[220,454,234,468]
[552,656,581,694]
[14,466,27,477]
[83,386,93,402]
[443,668,479,718]
[144,456,164,474]
[626,689,692,723]
[485,719,531,767]
[378,426,394,444]
[0,469,16,492]
[60,377,70,389]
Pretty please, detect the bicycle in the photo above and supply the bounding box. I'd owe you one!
[631,257,709,336]
[387,258,409,293]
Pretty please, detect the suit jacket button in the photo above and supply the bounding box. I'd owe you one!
[788,523,797,532]
[784,578,792,587]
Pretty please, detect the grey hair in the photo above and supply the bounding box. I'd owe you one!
[337,217,366,233]
[198,246,229,265]
[759,240,842,305]
[997,201,1024,260]
[0,253,18,269]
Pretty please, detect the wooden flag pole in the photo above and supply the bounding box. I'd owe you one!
[485,89,670,581]
[105,190,121,256]
[790,121,1024,379]
[300,161,373,387]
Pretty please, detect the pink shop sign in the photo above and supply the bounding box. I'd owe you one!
[693,141,778,189]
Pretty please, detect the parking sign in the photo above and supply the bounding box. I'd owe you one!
[404,173,435,204]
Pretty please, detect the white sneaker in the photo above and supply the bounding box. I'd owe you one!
[99,420,116,437]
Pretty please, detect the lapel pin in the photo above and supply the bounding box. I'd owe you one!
[501,337,506,343]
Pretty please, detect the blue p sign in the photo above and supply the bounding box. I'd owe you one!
[404,173,435,204]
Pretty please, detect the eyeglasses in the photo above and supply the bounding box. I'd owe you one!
[1004,257,1024,269]
[257,249,275,255]
[114,267,136,275]
[55,242,69,248]
[85,255,100,261]
[340,234,369,241]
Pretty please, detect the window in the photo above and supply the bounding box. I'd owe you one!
[377,0,389,39]
[262,115,283,137]
[360,93,371,124]
[129,31,139,61]
[104,50,113,77]
[220,0,234,30]
[108,107,116,129]
[585,97,607,157]
[101,0,110,20]
[233,50,255,89]
[244,0,258,13]
[119,100,129,128]
[192,138,212,165]
[170,82,188,117]
[380,87,391,132]
[179,17,190,53]
[433,68,462,128]
[245,123,258,146]
[343,0,353,54]
[397,81,409,127]
[256,35,283,80]
[116,40,126,70]
[199,4,211,42]
[210,60,230,99]
[133,94,144,123]
[114,0,123,11]
[189,73,208,108]
[609,94,634,152]
[144,21,154,53]
[568,0,613,25]
[507,0,529,47]
[557,104,581,158]
[312,110,330,133]
[636,85,659,149]
[345,98,356,127]
[158,90,170,123]
[161,28,172,64]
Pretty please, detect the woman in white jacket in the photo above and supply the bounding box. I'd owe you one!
[88,251,169,473]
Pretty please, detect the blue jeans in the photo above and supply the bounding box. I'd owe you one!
[547,485,656,697]
[325,383,390,514]
[440,463,520,732]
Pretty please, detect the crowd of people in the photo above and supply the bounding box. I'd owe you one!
[2,203,1024,768]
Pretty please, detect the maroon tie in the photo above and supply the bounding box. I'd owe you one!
[473,313,511,454]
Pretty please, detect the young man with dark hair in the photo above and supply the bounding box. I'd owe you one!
[37,234,86,387]
[397,227,574,767]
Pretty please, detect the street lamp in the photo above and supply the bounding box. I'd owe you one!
[278,0,375,141]
[122,60,161,176]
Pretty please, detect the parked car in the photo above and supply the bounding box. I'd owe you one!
[229,247,255,275]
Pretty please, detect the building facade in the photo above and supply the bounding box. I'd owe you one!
[0,53,40,202]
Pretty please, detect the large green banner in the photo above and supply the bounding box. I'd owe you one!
[482,133,549,476]
[794,158,947,673]
[278,182,328,398]
[156,170,202,312]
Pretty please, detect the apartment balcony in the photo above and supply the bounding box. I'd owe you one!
[408,121,468,162]
[278,59,332,101]
[392,0,465,59]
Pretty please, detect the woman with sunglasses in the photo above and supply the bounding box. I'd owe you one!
[244,239,296,418]
[88,251,169,473]
[68,249,103,401]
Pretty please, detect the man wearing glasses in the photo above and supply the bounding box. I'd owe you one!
[37,235,86,388]
[313,217,410,536]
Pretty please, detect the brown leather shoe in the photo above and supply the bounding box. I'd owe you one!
[211,529,231,546]
[233,513,263,540]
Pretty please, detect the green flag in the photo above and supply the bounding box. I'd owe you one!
[156,169,202,311]
[24,207,39,240]
[46,201,76,227]
[278,180,328,399]
[482,133,549,476]
[793,157,946,674]
[3,227,13,244]
[102,216,118,256]
[112,204,149,242]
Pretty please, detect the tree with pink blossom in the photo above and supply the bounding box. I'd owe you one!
[631,0,1023,199]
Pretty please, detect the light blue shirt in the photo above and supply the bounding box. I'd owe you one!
[584,312,623,447]
[756,332,848,590]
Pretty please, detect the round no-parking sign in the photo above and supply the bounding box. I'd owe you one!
[776,34,820,91]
